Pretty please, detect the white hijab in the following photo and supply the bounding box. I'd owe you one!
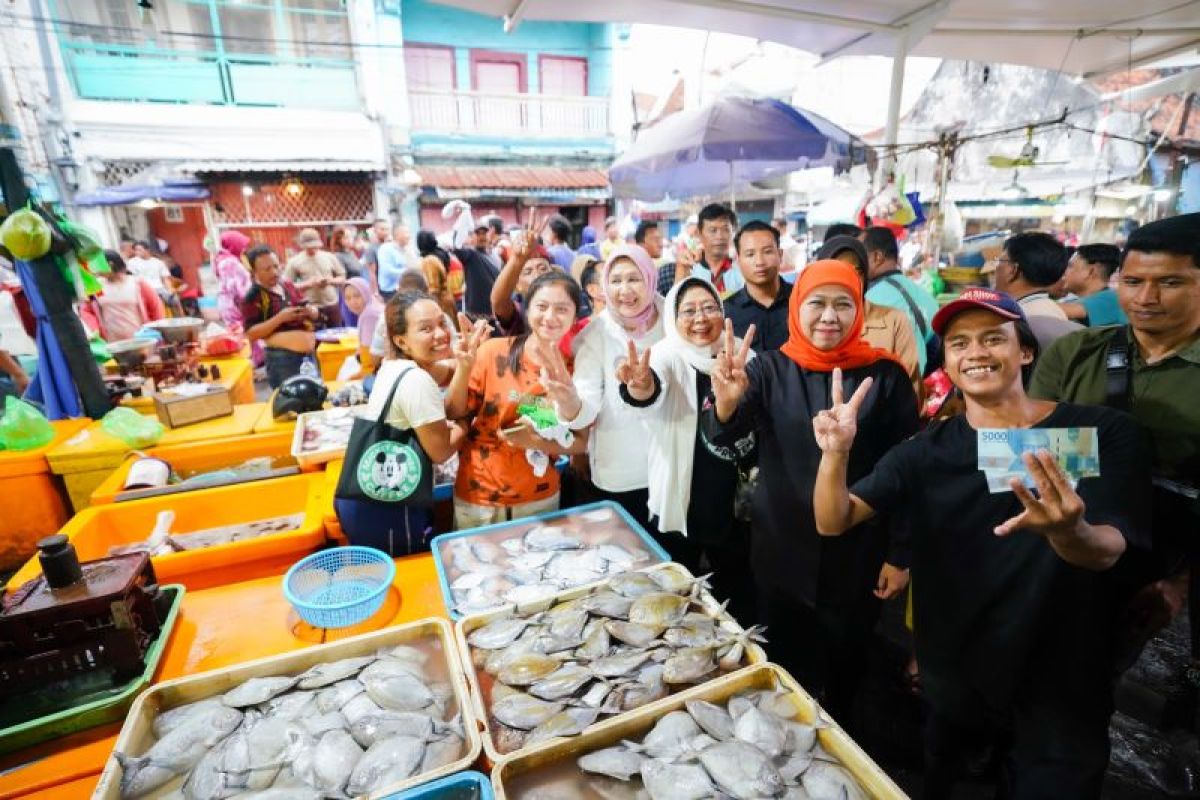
[659,276,725,375]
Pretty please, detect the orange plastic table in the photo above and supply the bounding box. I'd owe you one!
[0,553,444,799]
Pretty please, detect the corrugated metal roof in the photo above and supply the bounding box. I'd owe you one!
[417,165,610,189]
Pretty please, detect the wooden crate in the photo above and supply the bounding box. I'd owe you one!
[455,562,766,765]
[93,617,481,800]
[491,662,908,800]
[152,386,233,428]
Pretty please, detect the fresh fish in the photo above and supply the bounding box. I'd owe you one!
[493,723,528,754]
[238,717,291,774]
[508,550,557,571]
[376,644,429,665]
[590,649,653,678]
[664,620,718,648]
[294,655,374,690]
[528,664,594,701]
[684,699,734,741]
[582,591,635,619]
[527,706,601,745]
[777,748,815,783]
[636,711,701,760]
[182,736,235,800]
[341,692,384,725]
[628,593,691,627]
[604,620,663,647]
[648,569,705,594]
[782,719,819,755]
[524,525,581,551]
[497,652,564,686]
[733,703,787,758]
[359,657,427,682]
[596,544,643,570]
[579,680,613,708]
[504,583,564,606]
[587,775,650,800]
[578,745,644,781]
[468,616,538,649]
[661,647,716,684]
[547,606,590,641]
[420,731,464,773]
[152,698,226,739]
[362,673,436,712]
[221,677,298,708]
[699,740,786,799]
[492,692,565,729]
[801,761,867,800]
[639,758,715,800]
[261,689,316,720]
[311,729,362,795]
[575,617,613,660]
[500,537,526,556]
[315,679,364,713]
[727,695,756,720]
[345,735,426,796]
[471,540,503,563]
[299,711,347,737]
[118,706,243,799]
[349,711,435,748]
[608,571,661,598]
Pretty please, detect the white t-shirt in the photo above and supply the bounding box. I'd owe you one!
[366,359,445,431]
[127,256,171,291]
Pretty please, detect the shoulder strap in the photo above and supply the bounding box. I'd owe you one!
[375,366,415,426]
[1104,326,1132,413]
[881,275,930,339]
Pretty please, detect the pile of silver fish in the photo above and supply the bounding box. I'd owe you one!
[445,507,662,616]
[468,568,763,755]
[117,644,464,799]
[110,513,305,558]
[568,689,866,800]
[298,407,360,454]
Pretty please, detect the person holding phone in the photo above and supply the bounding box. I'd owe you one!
[241,245,319,388]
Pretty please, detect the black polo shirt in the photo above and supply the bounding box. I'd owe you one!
[725,280,792,351]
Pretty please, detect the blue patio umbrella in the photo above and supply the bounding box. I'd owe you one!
[16,259,80,418]
[609,95,874,201]
[72,176,209,207]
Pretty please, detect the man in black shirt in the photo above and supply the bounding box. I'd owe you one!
[724,220,792,351]
[813,287,1151,798]
[454,225,501,318]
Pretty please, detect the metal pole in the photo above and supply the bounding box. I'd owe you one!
[878,27,910,190]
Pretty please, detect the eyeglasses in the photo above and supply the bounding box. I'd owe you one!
[989,256,1015,266]
[677,304,722,320]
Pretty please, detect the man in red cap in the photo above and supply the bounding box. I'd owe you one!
[812,286,1152,798]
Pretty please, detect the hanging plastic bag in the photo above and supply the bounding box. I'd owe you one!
[0,396,55,451]
[0,208,52,261]
[101,407,164,448]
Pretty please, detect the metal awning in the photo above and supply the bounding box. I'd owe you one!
[417,165,610,190]
[435,0,1200,77]
[179,160,383,174]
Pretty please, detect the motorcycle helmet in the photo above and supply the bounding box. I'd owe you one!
[271,374,328,420]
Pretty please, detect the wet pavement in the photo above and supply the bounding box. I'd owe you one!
[856,602,1200,798]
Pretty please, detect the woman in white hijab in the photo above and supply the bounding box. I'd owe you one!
[616,275,756,617]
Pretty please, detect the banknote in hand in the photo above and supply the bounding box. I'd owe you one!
[977,427,1100,494]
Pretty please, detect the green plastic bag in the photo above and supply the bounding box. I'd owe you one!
[0,396,55,451]
[101,407,164,449]
[0,208,52,261]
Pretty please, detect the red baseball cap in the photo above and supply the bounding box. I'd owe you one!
[931,287,1026,336]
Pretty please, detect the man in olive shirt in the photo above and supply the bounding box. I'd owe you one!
[285,227,347,327]
[1031,212,1200,682]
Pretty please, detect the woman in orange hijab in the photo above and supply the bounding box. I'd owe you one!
[701,259,919,722]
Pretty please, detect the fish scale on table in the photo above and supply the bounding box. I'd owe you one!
[440,506,666,616]
[114,645,464,800]
[466,568,765,755]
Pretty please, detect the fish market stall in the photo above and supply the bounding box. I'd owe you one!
[292,405,365,469]
[491,663,906,799]
[0,417,89,572]
[315,331,360,382]
[6,474,326,592]
[46,403,268,513]
[108,357,254,410]
[88,431,297,506]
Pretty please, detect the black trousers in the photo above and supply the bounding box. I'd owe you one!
[586,485,655,537]
[756,588,880,726]
[922,680,1111,800]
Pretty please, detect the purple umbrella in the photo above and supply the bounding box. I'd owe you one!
[610,95,874,201]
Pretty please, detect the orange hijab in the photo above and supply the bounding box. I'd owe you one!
[779,259,903,372]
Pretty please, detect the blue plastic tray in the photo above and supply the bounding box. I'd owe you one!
[431,500,669,619]
[381,770,493,800]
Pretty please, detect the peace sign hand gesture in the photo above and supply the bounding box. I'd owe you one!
[711,320,755,419]
[513,212,548,263]
[812,367,874,454]
[616,339,655,400]
[453,312,491,371]
[533,337,582,419]
[994,450,1086,540]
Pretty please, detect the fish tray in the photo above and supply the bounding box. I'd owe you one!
[491,662,908,800]
[292,405,365,470]
[431,501,670,620]
[0,584,184,756]
[454,562,767,765]
[6,473,327,593]
[93,617,482,800]
[381,770,494,799]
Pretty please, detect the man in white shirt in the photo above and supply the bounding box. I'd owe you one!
[127,241,181,314]
[983,231,1082,350]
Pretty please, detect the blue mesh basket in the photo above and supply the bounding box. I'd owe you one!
[283,546,395,628]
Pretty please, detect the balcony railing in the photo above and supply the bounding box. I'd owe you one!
[409,89,609,138]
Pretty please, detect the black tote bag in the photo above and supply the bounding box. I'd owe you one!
[335,367,434,507]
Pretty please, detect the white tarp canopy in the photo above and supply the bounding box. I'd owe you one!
[435,0,1200,78]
